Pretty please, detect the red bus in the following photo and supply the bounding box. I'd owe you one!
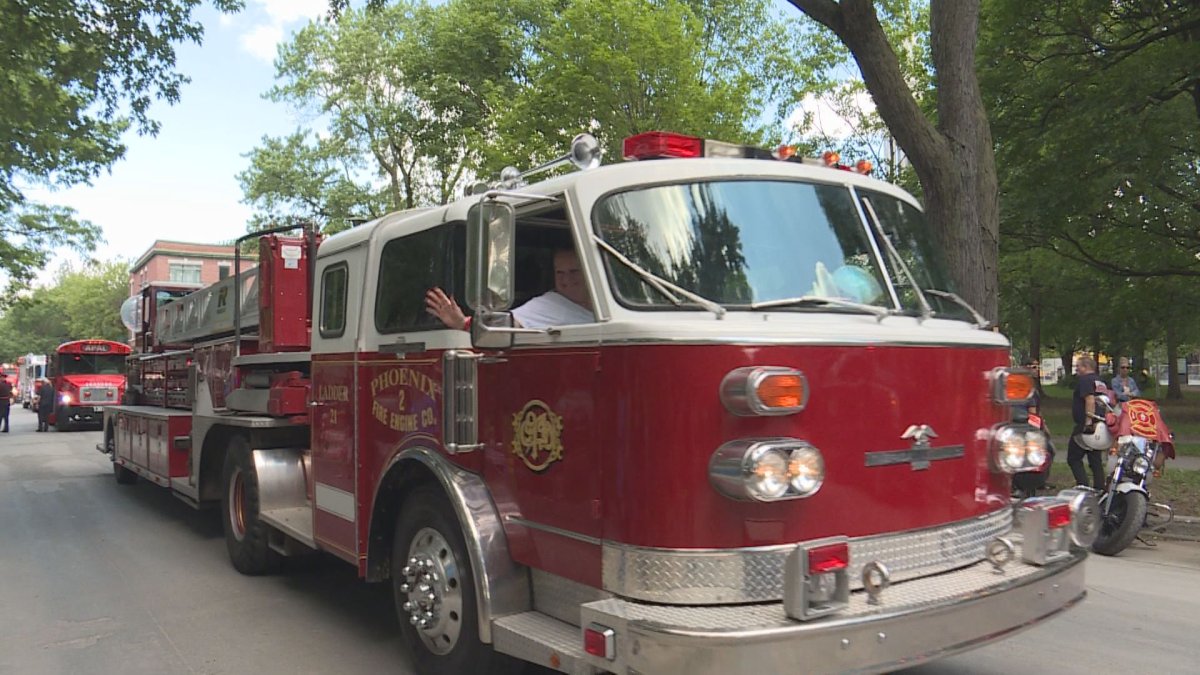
[49,339,131,430]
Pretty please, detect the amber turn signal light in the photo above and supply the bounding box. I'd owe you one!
[991,367,1036,405]
[720,366,809,416]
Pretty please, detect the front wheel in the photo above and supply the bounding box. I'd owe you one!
[392,486,522,675]
[1092,490,1148,556]
[220,436,281,575]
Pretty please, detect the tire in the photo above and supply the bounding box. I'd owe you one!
[220,436,281,575]
[109,425,137,485]
[1092,490,1148,556]
[55,409,71,432]
[392,486,522,675]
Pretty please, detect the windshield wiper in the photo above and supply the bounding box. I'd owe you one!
[924,289,990,329]
[859,197,934,322]
[749,296,892,321]
[592,236,727,318]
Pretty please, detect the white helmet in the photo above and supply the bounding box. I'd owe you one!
[1079,424,1112,451]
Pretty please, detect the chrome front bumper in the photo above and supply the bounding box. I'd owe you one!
[579,547,1086,674]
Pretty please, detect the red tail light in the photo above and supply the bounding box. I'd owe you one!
[1047,503,1071,529]
[807,542,849,573]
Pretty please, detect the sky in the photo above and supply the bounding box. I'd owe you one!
[25,0,331,277]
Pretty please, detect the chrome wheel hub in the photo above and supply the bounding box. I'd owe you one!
[400,527,463,654]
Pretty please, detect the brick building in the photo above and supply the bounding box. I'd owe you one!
[128,240,241,296]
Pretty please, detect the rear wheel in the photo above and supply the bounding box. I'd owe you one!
[1092,490,1148,556]
[221,436,281,575]
[392,486,522,675]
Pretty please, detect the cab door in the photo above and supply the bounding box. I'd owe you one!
[310,253,362,564]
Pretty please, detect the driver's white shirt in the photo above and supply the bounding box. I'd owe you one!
[512,291,593,328]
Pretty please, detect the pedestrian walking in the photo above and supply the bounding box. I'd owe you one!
[36,378,55,432]
[0,377,12,432]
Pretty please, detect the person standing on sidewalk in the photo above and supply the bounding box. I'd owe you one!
[1110,357,1140,404]
[1068,356,1106,490]
[0,377,11,432]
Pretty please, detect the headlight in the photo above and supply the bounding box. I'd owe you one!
[711,439,826,502]
[991,424,1046,473]
[60,392,72,404]
[788,446,825,496]
[1130,455,1151,475]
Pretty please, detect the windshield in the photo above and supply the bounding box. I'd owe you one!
[593,180,893,311]
[858,190,968,319]
[58,354,126,376]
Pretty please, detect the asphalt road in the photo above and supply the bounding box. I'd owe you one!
[2,407,1198,675]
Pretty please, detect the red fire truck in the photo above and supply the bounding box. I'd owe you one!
[49,339,130,430]
[99,132,1097,674]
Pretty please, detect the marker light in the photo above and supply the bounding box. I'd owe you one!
[991,367,1036,405]
[720,366,808,416]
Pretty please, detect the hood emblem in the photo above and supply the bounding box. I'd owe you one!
[865,424,964,471]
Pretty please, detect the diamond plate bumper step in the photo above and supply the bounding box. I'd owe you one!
[493,611,601,675]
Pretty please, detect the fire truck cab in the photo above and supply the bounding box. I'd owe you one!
[102,132,1096,675]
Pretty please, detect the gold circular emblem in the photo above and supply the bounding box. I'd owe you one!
[511,400,564,472]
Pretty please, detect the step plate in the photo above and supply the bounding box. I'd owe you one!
[492,612,600,675]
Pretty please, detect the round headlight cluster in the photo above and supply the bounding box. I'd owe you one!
[711,439,826,502]
[1130,455,1151,476]
[991,424,1049,474]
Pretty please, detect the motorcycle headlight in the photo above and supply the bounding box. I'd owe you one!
[1130,455,1150,476]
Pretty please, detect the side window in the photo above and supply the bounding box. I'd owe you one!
[320,263,349,338]
[375,223,466,333]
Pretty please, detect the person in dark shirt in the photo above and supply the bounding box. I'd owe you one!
[1067,356,1105,490]
[36,379,56,432]
[0,379,12,432]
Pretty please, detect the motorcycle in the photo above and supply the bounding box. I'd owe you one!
[1089,397,1175,556]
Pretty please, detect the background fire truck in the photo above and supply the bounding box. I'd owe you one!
[99,132,1098,675]
[1,362,17,405]
[49,339,130,430]
[17,353,46,408]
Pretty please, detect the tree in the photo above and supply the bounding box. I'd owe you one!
[0,0,243,298]
[788,0,1001,322]
[0,260,130,360]
[238,131,385,233]
[262,0,818,225]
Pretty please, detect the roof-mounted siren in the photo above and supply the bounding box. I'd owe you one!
[497,133,603,189]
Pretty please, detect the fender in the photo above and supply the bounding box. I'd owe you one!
[1114,481,1148,498]
[378,447,530,643]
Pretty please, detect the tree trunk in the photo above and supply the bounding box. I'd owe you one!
[1029,299,1041,365]
[786,0,1000,322]
[1167,323,1182,400]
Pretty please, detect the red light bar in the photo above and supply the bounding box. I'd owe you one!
[623,131,703,160]
[807,542,849,574]
[1047,503,1071,529]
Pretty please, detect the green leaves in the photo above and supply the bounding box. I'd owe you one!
[0,260,130,360]
[1,0,242,296]
[249,0,817,224]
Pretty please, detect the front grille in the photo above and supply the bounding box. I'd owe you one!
[80,386,118,403]
[601,509,1013,605]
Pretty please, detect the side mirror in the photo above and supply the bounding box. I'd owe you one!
[466,200,516,312]
[470,310,515,350]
